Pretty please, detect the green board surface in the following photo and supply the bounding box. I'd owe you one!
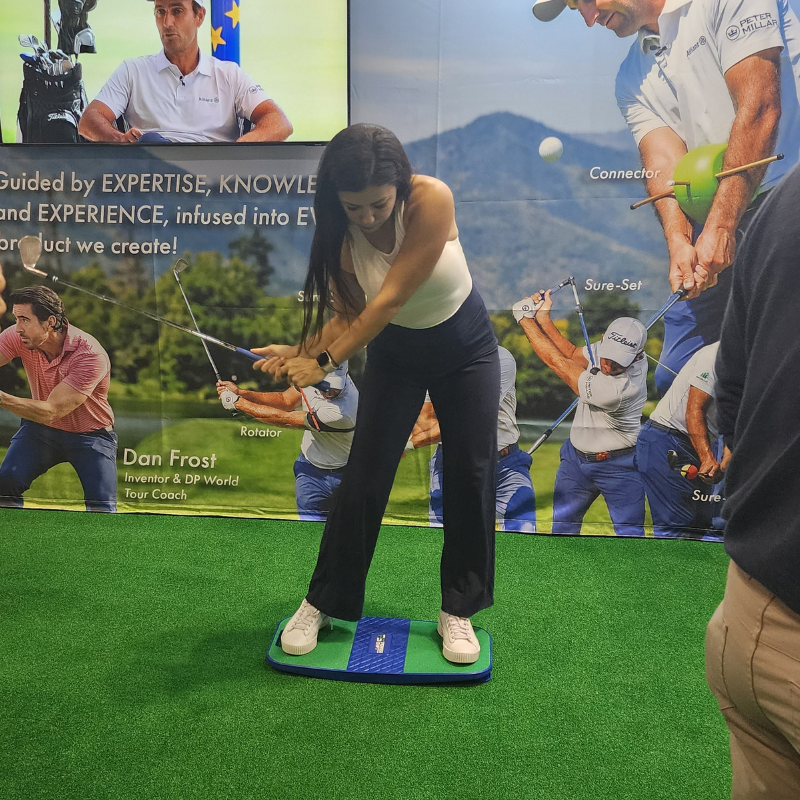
[267,617,492,683]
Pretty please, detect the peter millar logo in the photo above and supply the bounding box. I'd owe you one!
[739,12,777,33]
[726,24,740,40]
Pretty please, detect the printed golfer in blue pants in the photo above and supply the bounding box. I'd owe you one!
[636,342,726,538]
[217,363,357,521]
[420,346,537,533]
[0,287,117,512]
[515,289,648,536]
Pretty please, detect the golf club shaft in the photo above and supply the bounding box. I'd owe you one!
[715,153,783,179]
[527,288,688,455]
[42,273,262,363]
[526,398,579,455]
[44,0,51,48]
[569,277,596,368]
[645,352,678,376]
[630,189,675,210]
[174,274,222,381]
[297,386,321,431]
[644,289,687,329]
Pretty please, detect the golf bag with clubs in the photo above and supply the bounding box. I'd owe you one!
[17,57,87,143]
[53,0,98,56]
[16,0,97,143]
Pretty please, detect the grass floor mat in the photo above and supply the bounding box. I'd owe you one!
[0,509,731,800]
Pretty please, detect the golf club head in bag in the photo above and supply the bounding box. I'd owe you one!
[17,58,87,142]
[54,0,98,55]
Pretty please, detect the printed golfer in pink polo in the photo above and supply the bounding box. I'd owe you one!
[0,286,118,512]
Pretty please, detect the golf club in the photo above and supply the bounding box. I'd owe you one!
[568,276,597,372]
[44,0,51,48]
[296,386,321,431]
[645,352,678,376]
[527,288,688,454]
[17,235,264,365]
[172,257,222,382]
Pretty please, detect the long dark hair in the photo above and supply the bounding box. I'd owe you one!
[301,123,413,343]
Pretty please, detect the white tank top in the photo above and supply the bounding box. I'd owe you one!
[347,202,473,329]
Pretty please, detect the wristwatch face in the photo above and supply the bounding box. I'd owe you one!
[316,351,330,368]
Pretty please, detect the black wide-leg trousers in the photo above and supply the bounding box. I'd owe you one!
[306,287,500,621]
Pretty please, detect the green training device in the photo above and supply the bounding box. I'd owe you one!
[672,142,728,224]
[266,616,492,684]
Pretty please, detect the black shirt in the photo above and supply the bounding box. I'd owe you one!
[716,164,800,615]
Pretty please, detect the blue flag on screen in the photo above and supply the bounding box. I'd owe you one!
[210,0,240,64]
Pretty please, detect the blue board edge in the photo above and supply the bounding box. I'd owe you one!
[265,616,492,685]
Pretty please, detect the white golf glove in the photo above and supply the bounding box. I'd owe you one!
[512,296,541,323]
[219,389,239,411]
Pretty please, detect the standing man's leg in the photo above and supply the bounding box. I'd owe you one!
[636,423,707,537]
[592,451,645,537]
[293,454,343,522]
[67,429,118,513]
[430,350,500,617]
[552,440,598,535]
[706,561,800,799]
[428,444,444,526]
[0,420,62,508]
[496,448,537,533]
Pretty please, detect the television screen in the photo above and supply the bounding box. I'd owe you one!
[0,0,349,145]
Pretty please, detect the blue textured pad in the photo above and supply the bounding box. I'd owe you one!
[346,617,410,674]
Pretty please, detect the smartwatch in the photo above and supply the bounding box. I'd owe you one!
[316,350,337,374]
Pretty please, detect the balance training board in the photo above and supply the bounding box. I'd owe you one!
[266,616,492,684]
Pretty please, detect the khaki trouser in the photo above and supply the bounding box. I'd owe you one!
[706,561,800,799]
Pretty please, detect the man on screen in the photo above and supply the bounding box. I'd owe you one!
[0,287,117,512]
[531,0,800,393]
[216,363,358,521]
[515,290,648,536]
[78,0,292,143]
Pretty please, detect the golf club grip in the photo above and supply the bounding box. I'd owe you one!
[527,432,550,455]
[236,347,262,362]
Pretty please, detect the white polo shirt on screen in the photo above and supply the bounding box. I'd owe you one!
[571,344,648,453]
[300,379,359,470]
[497,346,521,451]
[93,50,271,143]
[616,0,800,190]
[649,341,720,437]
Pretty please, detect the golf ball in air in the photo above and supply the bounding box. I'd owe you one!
[539,136,564,162]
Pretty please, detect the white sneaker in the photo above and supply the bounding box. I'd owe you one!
[280,599,332,655]
[437,611,480,664]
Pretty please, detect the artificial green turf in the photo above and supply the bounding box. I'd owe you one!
[0,509,732,800]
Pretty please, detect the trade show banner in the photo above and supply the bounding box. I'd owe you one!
[3,0,790,539]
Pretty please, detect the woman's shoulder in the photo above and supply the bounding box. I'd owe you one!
[405,175,455,227]
[409,174,453,205]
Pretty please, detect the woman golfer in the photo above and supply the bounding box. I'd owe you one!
[256,123,500,664]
